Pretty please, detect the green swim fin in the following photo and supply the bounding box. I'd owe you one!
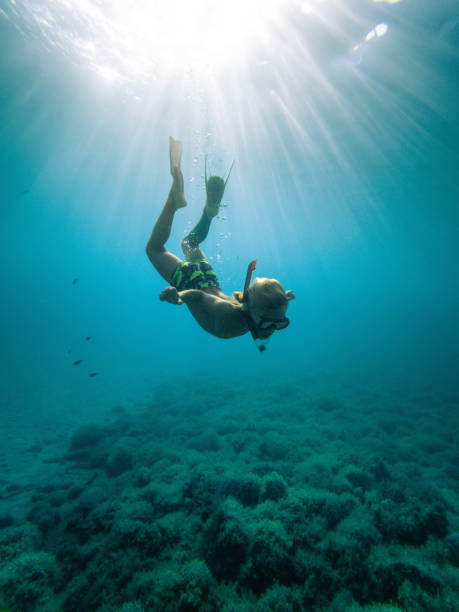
[205,156,234,208]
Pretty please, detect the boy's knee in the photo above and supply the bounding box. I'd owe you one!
[145,241,164,260]
[145,243,154,263]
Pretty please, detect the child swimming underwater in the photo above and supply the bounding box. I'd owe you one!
[145,137,295,352]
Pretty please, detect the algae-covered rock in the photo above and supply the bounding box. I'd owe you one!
[0,523,41,563]
[445,532,459,567]
[70,423,106,451]
[0,551,58,611]
[260,472,288,502]
[105,448,133,477]
[118,602,145,612]
[0,513,13,529]
[242,518,294,592]
[221,471,262,507]
[128,559,215,611]
[375,498,449,545]
[203,499,250,581]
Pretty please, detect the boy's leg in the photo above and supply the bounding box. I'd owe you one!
[146,164,187,283]
[181,170,226,261]
[181,209,213,262]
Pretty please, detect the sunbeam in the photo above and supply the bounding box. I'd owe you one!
[4,0,288,82]
[1,0,457,261]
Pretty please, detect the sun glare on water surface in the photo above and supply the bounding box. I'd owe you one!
[2,0,418,216]
[4,0,407,87]
[5,0,292,84]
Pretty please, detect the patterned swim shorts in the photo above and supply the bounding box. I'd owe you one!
[170,260,220,291]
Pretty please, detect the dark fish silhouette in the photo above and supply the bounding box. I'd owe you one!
[85,336,92,341]
[20,189,30,196]
[67,348,72,354]
[73,360,83,365]
[89,372,99,377]
[72,278,79,285]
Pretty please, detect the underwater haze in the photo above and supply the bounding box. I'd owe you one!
[1,1,458,610]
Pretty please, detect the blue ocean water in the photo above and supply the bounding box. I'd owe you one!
[0,1,458,610]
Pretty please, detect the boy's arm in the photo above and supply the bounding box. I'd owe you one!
[159,285,208,305]
[159,286,245,337]
[179,289,208,304]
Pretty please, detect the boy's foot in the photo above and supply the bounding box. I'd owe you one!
[205,203,219,219]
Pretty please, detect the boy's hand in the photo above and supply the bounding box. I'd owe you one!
[159,286,182,305]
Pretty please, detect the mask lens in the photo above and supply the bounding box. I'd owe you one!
[275,318,290,330]
[259,317,289,331]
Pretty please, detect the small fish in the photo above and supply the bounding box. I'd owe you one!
[67,348,72,354]
[89,372,99,377]
[20,189,30,196]
[72,278,79,285]
[73,360,83,366]
[84,336,92,342]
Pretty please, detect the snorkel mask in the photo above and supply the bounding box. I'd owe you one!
[241,260,290,353]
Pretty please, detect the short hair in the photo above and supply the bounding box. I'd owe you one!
[248,279,288,314]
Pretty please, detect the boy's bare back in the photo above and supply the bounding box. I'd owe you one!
[160,284,247,339]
